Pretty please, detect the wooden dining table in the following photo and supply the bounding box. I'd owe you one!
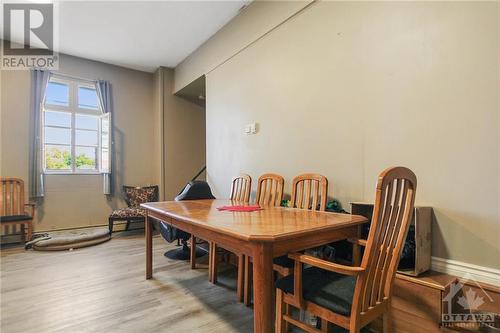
[142,199,367,333]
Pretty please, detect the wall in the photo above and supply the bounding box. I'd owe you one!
[174,0,312,93]
[183,2,499,269]
[160,68,206,200]
[0,54,158,231]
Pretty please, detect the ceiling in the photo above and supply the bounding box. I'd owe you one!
[5,1,249,72]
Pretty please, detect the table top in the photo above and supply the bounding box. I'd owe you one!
[142,199,367,242]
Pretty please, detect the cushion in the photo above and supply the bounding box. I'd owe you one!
[124,186,158,208]
[29,228,110,251]
[109,207,147,219]
[1,215,32,222]
[275,267,356,316]
[273,255,295,268]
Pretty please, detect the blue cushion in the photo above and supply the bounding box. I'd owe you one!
[275,267,356,316]
[1,215,32,222]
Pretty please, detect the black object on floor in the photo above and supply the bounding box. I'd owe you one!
[164,241,206,260]
[159,179,215,260]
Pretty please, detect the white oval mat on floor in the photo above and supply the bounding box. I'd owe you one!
[28,228,111,251]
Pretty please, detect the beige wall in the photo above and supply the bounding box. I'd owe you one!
[0,54,159,231]
[174,0,313,93]
[183,1,499,268]
[160,68,206,200]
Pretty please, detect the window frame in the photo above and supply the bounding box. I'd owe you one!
[42,75,103,175]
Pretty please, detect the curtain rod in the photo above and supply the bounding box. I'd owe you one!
[50,71,97,83]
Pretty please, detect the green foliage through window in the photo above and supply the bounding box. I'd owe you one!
[45,147,95,170]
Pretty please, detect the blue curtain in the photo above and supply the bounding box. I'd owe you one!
[96,80,113,195]
[29,69,51,199]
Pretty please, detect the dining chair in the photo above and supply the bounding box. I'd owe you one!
[255,173,284,207]
[230,173,252,202]
[243,173,284,305]
[0,178,35,243]
[290,173,328,211]
[209,173,252,303]
[273,173,328,277]
[275,166,417,333]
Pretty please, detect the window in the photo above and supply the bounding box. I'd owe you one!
[43,75,110,174]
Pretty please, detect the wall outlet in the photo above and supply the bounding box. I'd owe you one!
[245,122,258,135]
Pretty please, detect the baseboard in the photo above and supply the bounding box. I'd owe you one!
[431,256,500,287]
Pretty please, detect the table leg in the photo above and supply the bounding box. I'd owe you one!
[190,235,197,269]
[146,215,152,279]
[252,242,274,333]
[352,225,362,266]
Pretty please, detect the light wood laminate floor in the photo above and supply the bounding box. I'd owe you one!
[1,231,253,333]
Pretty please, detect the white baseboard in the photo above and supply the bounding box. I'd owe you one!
[431,256,500,287]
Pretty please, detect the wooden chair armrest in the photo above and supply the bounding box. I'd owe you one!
[24,203,36,219]
[288,253,365,276]
[347,238,367,246]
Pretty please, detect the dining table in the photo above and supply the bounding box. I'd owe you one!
[142,199,368,333]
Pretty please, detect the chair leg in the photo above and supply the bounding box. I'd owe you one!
[20,224,26,243]
[108,218,114,235]
[190,235,197,269]
[275,289,286,333]
[243,256,252,306]
[237,254,244,302]
[321,318,328,333]
[383,308,392,333]
[26,222,33,243]
[209,242,218,284]
[284,304,291,333]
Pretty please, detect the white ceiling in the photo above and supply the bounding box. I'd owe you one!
[7,1,249,72]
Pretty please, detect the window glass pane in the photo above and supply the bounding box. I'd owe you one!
[45,145,71,170]
[45,82,69,106]
[101,118,109,132]
[101,148,109,172]
[101,132,109,148]
[76,130,98,146]
[45,127,71,144]
[78,86,99,110]
[76,114,98,130]
[45,111,71,127]
[76,146,97,170]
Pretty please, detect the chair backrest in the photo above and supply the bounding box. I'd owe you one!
[353,167,417,317]
[255,173,284,207]
[290,173,328,211]
[230,174,252,202]
[123,185,159,208]
[0,178,25,217]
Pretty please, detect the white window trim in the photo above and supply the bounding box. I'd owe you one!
[43,74,103,175]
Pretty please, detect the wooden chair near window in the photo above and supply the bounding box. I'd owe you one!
[272,173,328,278]
[208,173,252,303]
[275,166,417,333]
[0,178,35,243]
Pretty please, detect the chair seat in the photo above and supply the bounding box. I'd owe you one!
[273,255,295,268]
[109,207,146,219]
[1,215,32,222]
[275,267,356,316]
